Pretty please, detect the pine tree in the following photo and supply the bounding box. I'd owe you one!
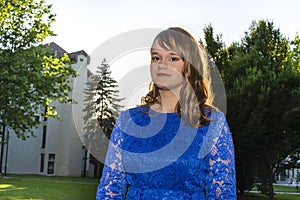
[95,58,124,138]
[82,58,124,177]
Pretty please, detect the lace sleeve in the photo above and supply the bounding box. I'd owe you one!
[205,112,236,199]
[96,112,127,200]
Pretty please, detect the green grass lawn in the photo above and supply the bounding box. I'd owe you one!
[238,193,300,200]
[273,185,300,193]
[252,184,300,193]
[0,174,99,200]
[1,174,299,200]
[238,185,300,200]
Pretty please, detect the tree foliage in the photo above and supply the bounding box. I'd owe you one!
[88,59,124,139]
[0,0,55,50]
[0,0,78,139]
[82,59,124,177]
[204,20,300,199]
[204,24,231,80]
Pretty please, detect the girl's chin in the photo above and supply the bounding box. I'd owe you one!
[155,83,170,90]
[155,83,182,91]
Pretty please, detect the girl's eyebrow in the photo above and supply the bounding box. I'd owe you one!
[150,51,179,56]
[150,51,159,55]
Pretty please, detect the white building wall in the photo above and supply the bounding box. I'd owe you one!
[5,124,42,174]
[43,54,88,176]
[45,101,82,176]
[286,168,300,183]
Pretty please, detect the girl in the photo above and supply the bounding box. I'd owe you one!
[96,27,236,199]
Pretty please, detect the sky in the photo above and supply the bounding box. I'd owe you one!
[44,0,300,108]
[45,0,300,54]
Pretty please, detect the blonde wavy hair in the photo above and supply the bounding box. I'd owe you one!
[141,27,214,127]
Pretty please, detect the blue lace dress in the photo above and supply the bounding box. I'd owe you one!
[96,106,236,199]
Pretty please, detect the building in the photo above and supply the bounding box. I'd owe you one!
[0,43,98,177]
[277,153,300,183]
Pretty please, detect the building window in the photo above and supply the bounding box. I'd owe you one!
[40,153,45,173]
[79,58,84,62]
[41,126,47,148]
[47,153,55,174]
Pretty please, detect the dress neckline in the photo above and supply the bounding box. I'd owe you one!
[148,106,177,115]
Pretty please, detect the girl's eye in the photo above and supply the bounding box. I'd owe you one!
[151,56,160,62]
[169,57,180,62]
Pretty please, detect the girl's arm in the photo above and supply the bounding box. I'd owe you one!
[96,112,127,199]
[205,112,236,199]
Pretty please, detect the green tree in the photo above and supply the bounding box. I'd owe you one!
[204,21,300,199]
[203,23,230,80]
[0,0,78,172]
[94,59,124,138]
[228,20,300,199]
[82,58,123,177]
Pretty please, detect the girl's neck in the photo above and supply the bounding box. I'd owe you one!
[151,89,180,113]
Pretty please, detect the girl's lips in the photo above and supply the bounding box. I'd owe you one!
[157,73,170,76]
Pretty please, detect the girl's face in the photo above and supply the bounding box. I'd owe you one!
[150,40,184,91]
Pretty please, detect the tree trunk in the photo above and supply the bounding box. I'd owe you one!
[268,172,275,200]
[0,124,6,175]
[239,189,245,195]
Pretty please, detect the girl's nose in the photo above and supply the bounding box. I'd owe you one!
[158,58,169,69]
[158,62,168,70]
